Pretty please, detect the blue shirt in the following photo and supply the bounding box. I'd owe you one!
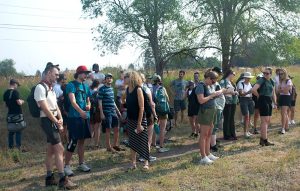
[195,83,216,109]
[66,81,91,118]
[98,85,116,116]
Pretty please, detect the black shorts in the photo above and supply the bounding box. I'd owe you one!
[67,117,91,140]
[90,110,101,124]
[174,100,186,112]
[188,103,199,117]
[258,96,273,117]
[41,117,61,145]
[278,95,291,107]
[290,100,296,107]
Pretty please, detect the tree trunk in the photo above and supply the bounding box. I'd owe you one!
[221,37,231,74]
[149,33,164,78]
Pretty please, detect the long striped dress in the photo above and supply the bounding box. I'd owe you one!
[126,86,150,161]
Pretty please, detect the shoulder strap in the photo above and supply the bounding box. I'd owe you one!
[8,89,14,100]
[241,82,244,90]
[39,82,48,97]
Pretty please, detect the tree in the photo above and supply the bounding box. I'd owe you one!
[190,0,300,72]
[0,59,18,77]
[81,0,196,77]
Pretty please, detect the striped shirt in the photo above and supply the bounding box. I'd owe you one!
[98,85,116,115]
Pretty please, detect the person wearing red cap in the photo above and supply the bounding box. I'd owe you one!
[64,65,92,177]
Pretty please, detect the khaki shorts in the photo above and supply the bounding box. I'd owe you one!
[198,107,217,126]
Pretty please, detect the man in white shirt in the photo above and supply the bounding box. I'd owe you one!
[34,62,77,189]
[237,72,255,138]
[90,63,105,84]
[114,70,125,110]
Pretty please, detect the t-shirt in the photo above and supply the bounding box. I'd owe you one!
[66,81,91,118]
[195,83,215,109]
[3,89,22,114]
[212,82,225,110]
[256,77,274,97]
[142,84,151,95]
[237,81,253,98]
[53,83,63,99]
[279,79,293,95]
[115,79,125,97]
[171,79,188,100]
[220,79,238,104]
[146,83,153,94]
[90,72,105,83]
[34,83,58,117]
[98,85,116,116]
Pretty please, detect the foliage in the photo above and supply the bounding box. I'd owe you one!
[0,59,18,77]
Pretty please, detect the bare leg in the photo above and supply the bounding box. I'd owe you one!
[77,139,85,164]
[53,143,65,173]
[45,144,54,172]
[113,127,119,147]
[260,116,268,140]
[181,110,184,123]
[105,128,111,149]
[159,119,167,148]
[94,122,101,146]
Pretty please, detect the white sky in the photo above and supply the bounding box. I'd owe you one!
[0,0,139,75]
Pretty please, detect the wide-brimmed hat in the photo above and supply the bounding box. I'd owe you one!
[152,74,161,81]
[10,79,20,86]
[76,65,91,74]
[243,72,254,79]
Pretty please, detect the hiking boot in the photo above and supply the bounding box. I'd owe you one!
[210,145,218,152]
[77,163,91,172]
[58,176,78,190]
[45,174,57,187]
[189,133,195,138]
[260,138,274,146]
[207,153,219,161]
[199,156,213,165]
[193,133,199,138]
[64,165,74,177]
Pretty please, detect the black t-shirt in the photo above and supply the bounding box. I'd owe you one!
[126,86,140,120]
[3,89,22,114]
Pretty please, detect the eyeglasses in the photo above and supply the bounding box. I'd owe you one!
[211,78,217,84]
[263,72,270,75]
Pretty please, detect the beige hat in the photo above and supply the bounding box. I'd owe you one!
[243,72,254,79]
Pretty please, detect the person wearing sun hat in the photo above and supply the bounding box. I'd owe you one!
[64,65,92,177]
[237,72,255,138]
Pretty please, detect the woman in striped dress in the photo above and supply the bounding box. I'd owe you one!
[126,71,150,170]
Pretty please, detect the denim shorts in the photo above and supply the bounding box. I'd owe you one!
[102,114,119,129]
[239,97,255,116]
[67,117,91,140]
[174,100,186,112]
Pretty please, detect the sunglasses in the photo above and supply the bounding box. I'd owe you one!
[263,72,270,75]
[211,78,217,84]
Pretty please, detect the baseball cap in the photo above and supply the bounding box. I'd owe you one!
[105,73,113,78]
[76,65,91,74]
[212,66,222,74]
[10,79,20,86]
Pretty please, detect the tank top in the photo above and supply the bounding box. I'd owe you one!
[126,86,140,120]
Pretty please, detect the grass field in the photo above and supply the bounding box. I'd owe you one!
[0,66,299,190]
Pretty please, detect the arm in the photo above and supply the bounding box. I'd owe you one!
[272,88,277,105]
[197,89,224,104]
[146,91,157,118]
[98,99,105,120]
[68,93,87,119]
[137,87,144,133]
[164,88,170,102]
[16,99,24,105]
[115,102,121,117]
[251,84,260,98]
[38,100,61,127]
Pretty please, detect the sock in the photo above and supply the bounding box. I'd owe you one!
[46,171,53,177]
[58,172,65,179]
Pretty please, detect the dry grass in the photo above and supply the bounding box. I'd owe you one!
[0,66,300,190]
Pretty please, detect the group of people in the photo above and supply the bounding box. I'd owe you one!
[2,62,297,189]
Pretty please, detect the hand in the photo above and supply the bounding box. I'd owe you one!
[137,124,144,133]
[56,119,63,126]
[58,125,64,134]
[85,104,91,111]
[80,111,88,119]
[100,113,106,120]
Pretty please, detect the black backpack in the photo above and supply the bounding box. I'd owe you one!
[141,87,153,118]
[63,81,87,113]
[90,91,99,114]
[27,83,48,118]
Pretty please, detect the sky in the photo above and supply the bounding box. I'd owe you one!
[0,0,139,75]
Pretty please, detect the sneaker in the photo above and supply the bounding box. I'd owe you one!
[193,133,199,138]
[288,121,291,125]
[45,174,57,187]
[113,146,126,151]
[58,176,78,190]
[247,132,253,136]
[149,156,157,162]
[199,156,214,165]
[189,133,195,138]
[291,120,296,125]
[77,163,91,172]
[158,147,170,153]
[280,128,286,134]
[138,157,145,162]
[244,133,251,139]
[64,165,74,177]
[253,128,259,134]
[207,153,219,161]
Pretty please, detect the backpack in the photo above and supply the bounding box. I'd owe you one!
[154,86,170,116]
[290,84,297,101]
[27,82,48,118]
[63,81,87,113]
[90,91,99,114]
[141,87,153,118]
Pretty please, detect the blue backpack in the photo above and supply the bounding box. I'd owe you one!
[154,86,170,116]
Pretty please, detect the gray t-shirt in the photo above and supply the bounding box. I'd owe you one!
[171,79,188,100]
[195,83,216,109]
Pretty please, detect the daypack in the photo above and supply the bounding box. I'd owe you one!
[90,90,99,114]
[154,86,170,116]
[290,84,297,101]
[141,86,153,118]
[27,82,48,118]
[63,81,87,113]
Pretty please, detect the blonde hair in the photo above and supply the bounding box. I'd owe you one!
[128,71,143,90]
[140,73,146,83]
[279,68,289,82]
